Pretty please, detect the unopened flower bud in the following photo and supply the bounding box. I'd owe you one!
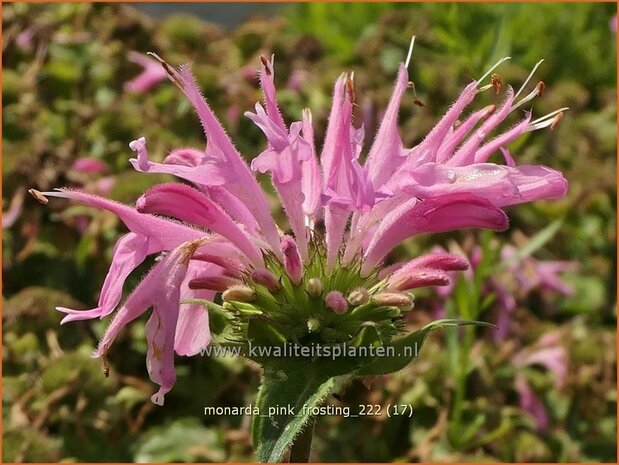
[251,267,280,292]
[307,317,320,332]
[189,276,239,292]
[347,288,369,306]
[280,235,303,285]
[373,292,414,310]
[306,278,323,297]
[222,285,256,303]
[325,291,348,314]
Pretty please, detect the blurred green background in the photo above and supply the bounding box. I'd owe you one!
[2,2,616,462]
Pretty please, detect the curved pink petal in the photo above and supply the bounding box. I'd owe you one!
[93,238,205,406]
[40,188,204,250]
[57,232,149,323]
[395,162,567,207]
[362,193,509,272]
[137,183,263,266]
[174,261,221,356]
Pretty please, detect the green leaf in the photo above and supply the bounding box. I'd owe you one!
[356,319,495,376]
[252,362,351,463]
[499,219,563,268]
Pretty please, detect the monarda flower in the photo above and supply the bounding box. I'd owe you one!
[32,42,567,460]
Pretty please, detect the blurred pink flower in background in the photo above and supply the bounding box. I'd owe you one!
[124,52,167,93]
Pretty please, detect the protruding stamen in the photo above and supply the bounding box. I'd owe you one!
[514,59,544,99]
[222,285,257,303]
[325,291,348,314]
[251,268,280,292]
[347,288,369,306]
[407,81,425,107]
[527,107,569,131]
[260,55,271,76]
[477,56,511,85]
[511,81,545,111]
[345,73,356,103]
[306,278,323,298]
[550,111,564,130]
[491,73,502,94]
[405,35,416,69]
[147,52,183,90]
[28,188,49,205]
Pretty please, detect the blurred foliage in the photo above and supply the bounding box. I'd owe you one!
[2,2,616,462]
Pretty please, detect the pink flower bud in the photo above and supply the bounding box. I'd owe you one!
[325,291,348,314]
[280,235,303,285]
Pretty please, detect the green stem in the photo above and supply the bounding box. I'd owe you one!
[289,417,316,463]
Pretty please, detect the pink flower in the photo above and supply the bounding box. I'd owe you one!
[35,48,568,404]
[2,189,25,229]
[513,333,567,431]
[124,52,167,93]
[72,157,109,174]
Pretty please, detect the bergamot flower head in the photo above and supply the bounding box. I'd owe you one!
[32,39,567,405]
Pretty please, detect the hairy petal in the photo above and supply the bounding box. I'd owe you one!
[362,193,509,272]
[57,233,149,323]
[93,239,204,406]
[174,261,220,356]
[300,109,323,222]
[364,64,408,188]
[137,183,263,266]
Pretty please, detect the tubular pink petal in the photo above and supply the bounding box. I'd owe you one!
[436,105,496,164]
[164,66,282,255]
[174,261,219,356]
[394,162,567,207]
[320,74,347,177]
[364,64,408,188]
[413,81,478,166]
[325,204,350,271]
[300,109,323,222]
[137,183,264,266]
[129,137,228,185]
[93,239,204,405]
[473,115,531,164]
[259,54,287,132]
[447,87,515,166]
[362,194,509,272]
[40,188,204,250]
